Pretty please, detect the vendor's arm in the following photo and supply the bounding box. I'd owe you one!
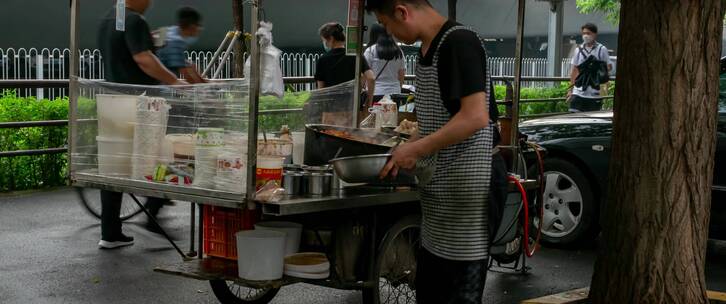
[180,64,206,84]
[133,51,183,85]
[380,92,488,178]
[125,14,184,85]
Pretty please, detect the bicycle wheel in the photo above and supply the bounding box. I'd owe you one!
[362,214,421,304]
[209,280,279,304]
[76,187,146,221]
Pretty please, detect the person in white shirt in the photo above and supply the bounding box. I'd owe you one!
[568,23,613,112]
[364,24,406,103]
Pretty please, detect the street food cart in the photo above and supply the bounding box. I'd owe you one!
[67,0,540,303]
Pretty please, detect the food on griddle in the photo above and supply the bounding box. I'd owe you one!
[320,129,380,145]
[394,119,418,135]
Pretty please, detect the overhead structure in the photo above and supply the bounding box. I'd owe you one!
[537,0,566,77]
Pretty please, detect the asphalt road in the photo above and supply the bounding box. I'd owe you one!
[0,187,724,304]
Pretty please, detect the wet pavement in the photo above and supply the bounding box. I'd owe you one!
[0,187,724,304]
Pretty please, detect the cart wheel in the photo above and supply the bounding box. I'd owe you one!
[76,187,146,221]
[209,280,279,304]
[363,214,420,304]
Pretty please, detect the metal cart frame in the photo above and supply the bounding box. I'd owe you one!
[67,0,537,303]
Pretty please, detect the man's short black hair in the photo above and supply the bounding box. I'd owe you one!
[581,23,598,34]
[178,6,202,28]
[365,0,431,15]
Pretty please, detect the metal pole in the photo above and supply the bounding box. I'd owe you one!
[510,0,526,174]
[351,0,365,127]
[546,0,564,79]
[246,0,262,207]
[68,0,80,183]
[213,32,240,79]
[202,32,232,78]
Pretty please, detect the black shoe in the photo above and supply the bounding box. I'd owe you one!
[99,233,134,249]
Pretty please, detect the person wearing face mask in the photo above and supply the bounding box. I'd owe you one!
[567,23,613,112]
[157,7,206,84]
[315,22,376,107]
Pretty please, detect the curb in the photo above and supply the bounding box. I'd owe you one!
[521,287,726,304]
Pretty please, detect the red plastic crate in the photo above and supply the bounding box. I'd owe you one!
[203,205,259,260]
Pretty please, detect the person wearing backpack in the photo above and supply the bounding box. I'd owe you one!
[567,23,613,112]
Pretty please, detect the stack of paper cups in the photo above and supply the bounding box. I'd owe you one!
[131,96,170,180]
[194,128,224,188]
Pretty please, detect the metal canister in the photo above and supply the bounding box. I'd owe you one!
[308,172,333,195]
[282,171,304,195]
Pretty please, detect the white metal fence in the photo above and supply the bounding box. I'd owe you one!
[0,47,573,99]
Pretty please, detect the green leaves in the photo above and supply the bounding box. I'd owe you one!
[0,91,68,192]
[575,0,621,25]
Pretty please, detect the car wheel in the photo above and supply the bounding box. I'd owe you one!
[536,158,597,246]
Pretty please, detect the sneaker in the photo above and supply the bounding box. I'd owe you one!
[98,234,134,249]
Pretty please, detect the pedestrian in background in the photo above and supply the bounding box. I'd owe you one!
[364,23,405,103]
[96,0,183,249]
[567,23,612,112]
[157,6,206,84]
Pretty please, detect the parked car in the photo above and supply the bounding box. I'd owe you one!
[519,85,726,246]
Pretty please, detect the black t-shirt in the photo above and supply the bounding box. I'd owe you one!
[314,48,371,87]
[419,21,489,116]
[97,8,158,85]
[419,21,501,144]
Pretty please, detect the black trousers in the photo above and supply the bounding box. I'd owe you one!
[415,249,488,304]
[569,95,603,112]
[100,190,166,240]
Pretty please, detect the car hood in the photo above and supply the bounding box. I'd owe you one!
[520,111,613,128]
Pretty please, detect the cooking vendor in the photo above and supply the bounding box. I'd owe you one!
[96,0,184,249]
[369,0,494,303]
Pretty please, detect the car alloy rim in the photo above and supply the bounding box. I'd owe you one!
[536,171,584,238]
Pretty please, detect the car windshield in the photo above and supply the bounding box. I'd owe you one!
[720,72,726,112]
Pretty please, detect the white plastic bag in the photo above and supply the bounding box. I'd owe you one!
[245,21,284,98]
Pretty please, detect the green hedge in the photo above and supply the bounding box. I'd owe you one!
[0,91,69,191]
[1,84,604,192]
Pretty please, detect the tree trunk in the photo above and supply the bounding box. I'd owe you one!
[589,1,724,303]
[448,0,457,21]
[232,0,245,78]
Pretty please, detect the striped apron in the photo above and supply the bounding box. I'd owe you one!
[415,26,494,261]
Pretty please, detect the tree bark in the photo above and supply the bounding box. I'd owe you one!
[589,1,724,303]
[448,0,457,21]
[232,0,245,78]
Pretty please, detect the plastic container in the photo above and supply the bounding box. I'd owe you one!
[256,156,284,190]
[254,221,303,256]
[96,136,133,176]
[203,205,259,260]
[236,230,286,280]
[96,94,138,139]
[166,134,195,160]
[378,95,398,128]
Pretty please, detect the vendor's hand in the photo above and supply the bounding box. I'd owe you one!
[379,143,420,179]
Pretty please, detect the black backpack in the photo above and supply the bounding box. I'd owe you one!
[575,44,610,91]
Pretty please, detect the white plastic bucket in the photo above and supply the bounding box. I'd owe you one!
[96,94,138,139]
[236,230,286,281]
[97,136,133,176]
[254,221,303,256]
